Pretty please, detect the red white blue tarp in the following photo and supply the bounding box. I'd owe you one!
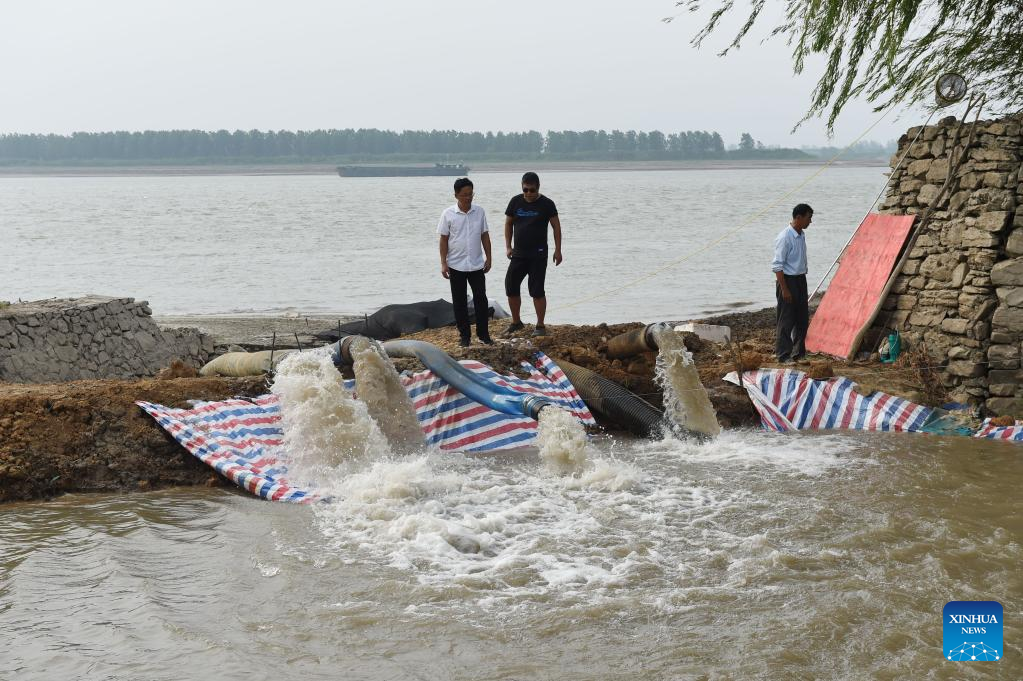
[726,368,1023,441]
[138,395,317,503]
[974,419,1023,441]
[138,352,594,503]
[724,368,933,433]
[410,354,594,451]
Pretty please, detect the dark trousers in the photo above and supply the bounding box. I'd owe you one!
[449,267,489,340]
[776,273,809,360]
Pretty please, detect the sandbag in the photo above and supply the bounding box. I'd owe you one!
[199,349,296,377]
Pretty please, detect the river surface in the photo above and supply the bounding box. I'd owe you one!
[2,168,1021,679]
[3,166,887,323]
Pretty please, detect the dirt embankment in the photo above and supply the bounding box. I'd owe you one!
[1,308,943,504]
[0,373,266,503]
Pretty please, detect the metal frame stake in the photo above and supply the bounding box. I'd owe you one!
[269,332,276,374]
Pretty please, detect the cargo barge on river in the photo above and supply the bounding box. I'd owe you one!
[337,163,469,177]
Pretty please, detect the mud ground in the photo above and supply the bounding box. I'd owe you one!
[0,374,266,503]
[2,307,941,503]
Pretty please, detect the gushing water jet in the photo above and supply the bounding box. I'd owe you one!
[606,323,720,437]
[335,335,424,453]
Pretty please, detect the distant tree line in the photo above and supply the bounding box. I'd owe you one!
[0,127,805,164]
[799,139,897,160]
[543,129,726,158]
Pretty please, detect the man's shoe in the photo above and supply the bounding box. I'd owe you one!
[458,336,471,347]
[505,320,525,334]
[531,325,547,337]
[479,335,495,345]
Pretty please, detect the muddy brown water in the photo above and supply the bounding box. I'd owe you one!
[2,431,1019,680]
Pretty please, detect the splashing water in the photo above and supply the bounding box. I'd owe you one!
[537,407,589,474]
[558,455,643,492]
[348,337,425,453]
[270,350,389,483]
[649,325,721,437]
[303,428,867,605]
[333,456,463,504]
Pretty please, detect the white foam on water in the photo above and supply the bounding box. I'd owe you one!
[535,407,643,490]
[270,350,390,485]
[255,561,280,577]
[558,456,644,492]
[723,532,788,587]
[267,349,876,613]
[332,455,463,505]
[650,325,721,437]
[634,428,867,477]
[306,437,756,603]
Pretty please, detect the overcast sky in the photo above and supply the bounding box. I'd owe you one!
[0,0,929,146]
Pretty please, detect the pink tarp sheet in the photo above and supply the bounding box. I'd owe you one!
[806,213,916,359]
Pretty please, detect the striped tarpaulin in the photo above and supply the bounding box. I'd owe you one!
[138,395,318,504]
[407,354,595,451]
[973,419,1023,441]
[724,368,933,433]
[138,352,594,502]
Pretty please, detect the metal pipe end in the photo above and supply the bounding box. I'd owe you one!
[644,323,670,349]
[522,395,556,421]
[334,335,359,366]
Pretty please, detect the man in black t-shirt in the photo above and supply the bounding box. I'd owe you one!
[503,171,563,337]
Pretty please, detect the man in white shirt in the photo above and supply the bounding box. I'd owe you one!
[771,203,813,362]
[438,177,494,346]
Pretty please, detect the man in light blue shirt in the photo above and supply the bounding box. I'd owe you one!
[771,204,813,362]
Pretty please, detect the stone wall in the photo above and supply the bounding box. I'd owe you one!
[0,296,213,383]
[876,114,1023,414]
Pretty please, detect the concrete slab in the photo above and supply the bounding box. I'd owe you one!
[675,322,731,344]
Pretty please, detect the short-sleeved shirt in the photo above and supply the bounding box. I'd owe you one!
[505,194,558,257]
[437,203,489,272]
[771,226,807,276]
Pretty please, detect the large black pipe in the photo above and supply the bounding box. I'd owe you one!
[606,323,662,359]
[555,359,667,438]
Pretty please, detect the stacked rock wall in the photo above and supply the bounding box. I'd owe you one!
[0,296,213,383]
[876,114,1023,414]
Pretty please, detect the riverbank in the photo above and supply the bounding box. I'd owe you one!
[153,313,360,352]
[0,375,267,502]
[0,158,887,177]
[0,307,943,503]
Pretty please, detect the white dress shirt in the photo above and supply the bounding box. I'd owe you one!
[437,203,489,272]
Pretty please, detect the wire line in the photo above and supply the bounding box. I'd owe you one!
[522,108,897,318]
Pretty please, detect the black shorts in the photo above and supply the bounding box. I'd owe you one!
[505,255,547,298]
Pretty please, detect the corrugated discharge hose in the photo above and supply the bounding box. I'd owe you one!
[554,358,665,438]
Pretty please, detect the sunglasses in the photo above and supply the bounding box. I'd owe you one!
[522,187,539,194]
